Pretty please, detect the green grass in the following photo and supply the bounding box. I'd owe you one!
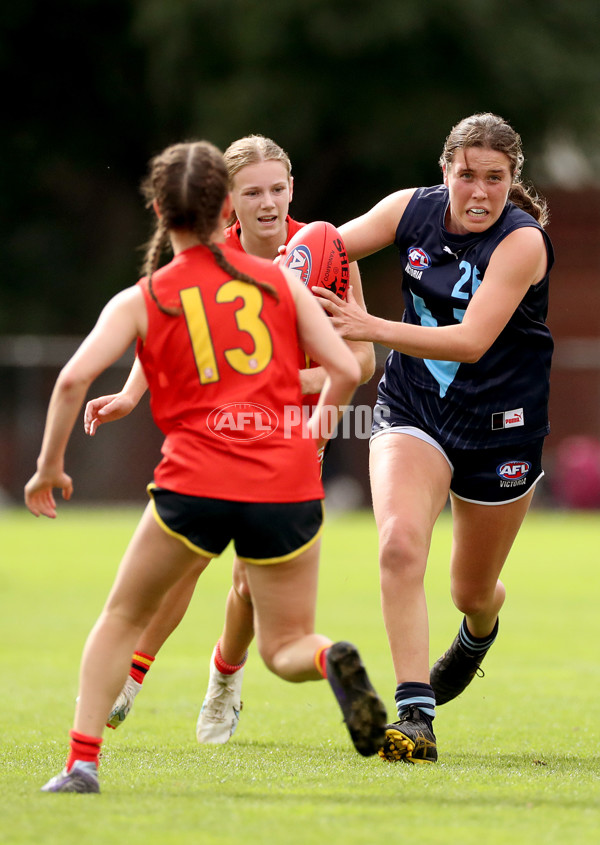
[1,506,599,844]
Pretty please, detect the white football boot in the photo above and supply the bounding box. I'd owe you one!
[106,676,142,729]
[196,648,244,744]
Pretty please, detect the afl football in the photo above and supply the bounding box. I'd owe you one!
[282,221,349,301]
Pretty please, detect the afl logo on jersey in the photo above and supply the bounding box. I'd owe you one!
[496,461,531,480]
[208,402,279,441]
[407,247,431,270]
[283,245,312,286]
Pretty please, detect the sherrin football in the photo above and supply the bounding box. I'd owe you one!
[281,220,350,301]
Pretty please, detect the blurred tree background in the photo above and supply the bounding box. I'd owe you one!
[2,0,600,506]
[2,0,600,334]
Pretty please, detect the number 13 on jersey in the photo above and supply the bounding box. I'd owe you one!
[180,281,274,384]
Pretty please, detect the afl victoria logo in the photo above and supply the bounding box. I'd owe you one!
[496,461,531,480]
[284,245,312,286]
[208,402,279,441]
[407,247,431,270]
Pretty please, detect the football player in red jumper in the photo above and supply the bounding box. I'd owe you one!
[83,136,375,744]
[26,140,386,793]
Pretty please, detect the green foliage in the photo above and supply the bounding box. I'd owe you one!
[1,507,599,844]
[2,1,600,332]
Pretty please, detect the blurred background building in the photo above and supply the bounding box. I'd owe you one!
[2,0,600,508]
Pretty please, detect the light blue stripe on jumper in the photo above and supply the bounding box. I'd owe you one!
[411,293,460,398]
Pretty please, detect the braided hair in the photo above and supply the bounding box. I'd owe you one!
[140,140,278,316]
[439,113,549,228]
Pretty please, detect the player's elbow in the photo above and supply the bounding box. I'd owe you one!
[460,339,491,364]
[460,346,484,364]
[56,362,94,396]
[453,329,491,364]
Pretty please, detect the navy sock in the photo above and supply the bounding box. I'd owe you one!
[395,682,435,720]
[458,616,499,655]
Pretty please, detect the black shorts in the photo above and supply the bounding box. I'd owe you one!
[371,427,545,505]
[148,484,324,564]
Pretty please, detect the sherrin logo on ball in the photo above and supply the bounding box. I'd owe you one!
[496,461,531,480]
[208,402,279,441]
[407,246,431,270]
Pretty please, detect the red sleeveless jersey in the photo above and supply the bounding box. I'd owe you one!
[136,243,323,502]
[223,216,320,409]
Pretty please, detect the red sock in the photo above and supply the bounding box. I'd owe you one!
[129,651,155,684]
[66,730,103,771]
[314,644,330,679]
[214,640,248,675]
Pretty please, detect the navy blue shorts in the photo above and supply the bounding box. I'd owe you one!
[148,484,324,563]
[370,427,544,505]
[445,438,544,504]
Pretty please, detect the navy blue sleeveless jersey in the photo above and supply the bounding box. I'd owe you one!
[376,185,554,450]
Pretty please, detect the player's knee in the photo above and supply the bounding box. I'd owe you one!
[256,637,304,682]
[232,560,253,605]
[232,576,252,605]
[102,603,155,635]
[378,525,427,583]
[256,641,280,676]
[451,586,490,617]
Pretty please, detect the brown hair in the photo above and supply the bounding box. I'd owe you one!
[141,140,277,315]
[224,135,292,226]
[439,113,549,227]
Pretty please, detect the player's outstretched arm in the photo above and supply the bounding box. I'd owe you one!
[26,287,145,517]
[315,227,548,362]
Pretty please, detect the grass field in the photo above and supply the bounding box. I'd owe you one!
[1,505,599,844]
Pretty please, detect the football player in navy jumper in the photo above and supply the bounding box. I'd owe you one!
[315,113,553,763]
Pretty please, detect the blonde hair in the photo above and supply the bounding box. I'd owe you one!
[224,135,292,225]
[439,113,548,227]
